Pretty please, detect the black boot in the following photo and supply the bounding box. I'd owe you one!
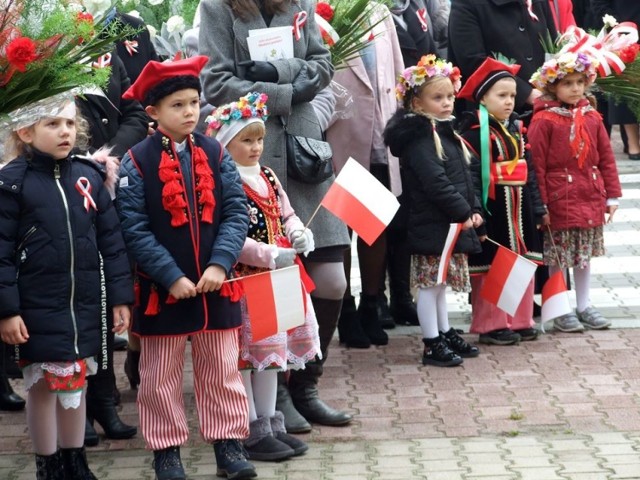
[153,446,186,480]
[124,349,141,390]
[1,373,25,411]
[442,328,480,358]
[275,373,311,433]
[422,335,463,367]
[1,340,22,379]
[61,447,97,480]
[86,368,137,440]
[377,291,395,329]
[337,295,370,348]
[357,293,388,346]
[387,236,419,325]
[84,419,99,447]
[35,451,64,480]
[290,297,352,426]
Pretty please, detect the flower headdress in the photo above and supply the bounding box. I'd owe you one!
[205,92,269,147]
[395,55,462,103]
[530,51,598,90]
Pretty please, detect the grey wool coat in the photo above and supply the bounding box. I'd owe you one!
[199,0,350,250]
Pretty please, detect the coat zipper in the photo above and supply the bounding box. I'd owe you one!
[54,163,79,356]
[16,226,37,254]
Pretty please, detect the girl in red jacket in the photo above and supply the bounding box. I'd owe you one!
[528,52,622,332]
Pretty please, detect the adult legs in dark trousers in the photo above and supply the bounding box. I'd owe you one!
[1,341,25,411]
[85,306,136,446]
[276,256,353,432]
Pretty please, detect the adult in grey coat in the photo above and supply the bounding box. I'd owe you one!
[199,0,351,433]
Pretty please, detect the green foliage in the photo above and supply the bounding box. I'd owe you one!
[117,0,200,29]
[594,58,640,119]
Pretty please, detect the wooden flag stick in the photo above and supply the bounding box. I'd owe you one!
[304,202,323,230]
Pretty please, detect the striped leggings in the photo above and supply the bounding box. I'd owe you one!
[139,330,249,450]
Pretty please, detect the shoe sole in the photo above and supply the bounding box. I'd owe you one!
[554,325,585,333]
[216,468,258,479]
[284,424,312,434]
[246,451,294,461]
[422,358,463,367]
[581,323,611,330]
[458,350,480,358]
[478,338,520,345]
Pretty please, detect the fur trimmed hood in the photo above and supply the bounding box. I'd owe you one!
[384,109,436,158]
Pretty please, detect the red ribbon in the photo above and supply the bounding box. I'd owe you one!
[92,52,111,69]
[416,8,428,32]
[292,11,308,41]
[123,39,138,56]
[75,177,97,212]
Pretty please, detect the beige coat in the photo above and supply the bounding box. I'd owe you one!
[326,3,405,195]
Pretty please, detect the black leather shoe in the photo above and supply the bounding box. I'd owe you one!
[390,297,419,326]
[0,375,25,411]
[358,294,388,346]
[377,292,395,329]
[338,296,371,349]
[292,385,352,426]
[276,382,311,433]
[84,419,99,447]
[88,406,137,439]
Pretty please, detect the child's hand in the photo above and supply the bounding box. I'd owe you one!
[479,235,488,242]
[606,205,618,223]
[196,265,226,293]
[471,213,484,228]
[0,315,29,344]
[169,276,198,299]
[112,306,131,334]
[537,213,551,229]
[461,218,474,230]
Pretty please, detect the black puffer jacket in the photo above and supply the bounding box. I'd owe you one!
[0,151,134,362]
[384,110,482,255]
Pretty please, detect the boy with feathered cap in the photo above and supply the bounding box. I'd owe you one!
[457,57,547,346]
[116,55,255,480]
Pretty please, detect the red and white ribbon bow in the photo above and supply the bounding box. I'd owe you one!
[315,13,340,46]
[559,23,639,77]
[123,39,138,56]
[416,8,428,32]
[75,177,97,212]
[292,11,308,41]
[525,0,539,22]
[92,53,112,69]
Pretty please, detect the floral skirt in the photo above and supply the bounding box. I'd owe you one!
[410,253,471,292]
[239,292,321,372]
[21,357,97,410]
[543,226,604,268]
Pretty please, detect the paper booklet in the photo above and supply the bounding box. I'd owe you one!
[247,26,294,61]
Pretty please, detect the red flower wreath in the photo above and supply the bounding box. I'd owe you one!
[6,36,38,72]
[316,2,334,22]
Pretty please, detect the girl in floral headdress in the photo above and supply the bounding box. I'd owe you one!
[383,55,483,367]
[206,92,319,461]
[528,52,622,332]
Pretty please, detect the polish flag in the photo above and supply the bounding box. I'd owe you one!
[241,265,305,342]
[541,270,572,323]
[480,245,537,316]
[436,223,463,284]
[321,157,400,246]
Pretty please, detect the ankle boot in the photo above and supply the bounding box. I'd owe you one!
[337,295,370,348]
[422,335,463,367]
[86,370,137,440]
[270,411,308,456]
[244,415,294,461]
[0,373,25,411]
[275,373,311,433]
[124,349,140,390]
[377,291,395,329]
[84,418,99,447]
[2,341,21,379]
[387,238,419,325]
[153,446,186,480]
[35,451,64,480]
[358,293,388,346]
[61,447,97,480]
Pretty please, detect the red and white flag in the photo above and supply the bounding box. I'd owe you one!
[480,245,537,316]
[436,223,463,284]
[541,270,572,324]
[320,157,400,246]
[241,265,305,342]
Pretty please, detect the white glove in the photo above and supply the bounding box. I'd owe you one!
[274,247,296,269]
[290,229,315,254]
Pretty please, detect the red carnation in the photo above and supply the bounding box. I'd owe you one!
[450,66,461,82]
[316,2,334,22]
[76,11,94,23]
[619,44,640,64]
[6,36,38,72]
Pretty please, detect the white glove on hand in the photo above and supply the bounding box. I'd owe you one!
[274,247,297,269]
[290,229,315,254]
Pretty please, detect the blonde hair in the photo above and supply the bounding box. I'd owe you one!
[235,121,266,140]
[2,111,90,163]
[407,77,471,163]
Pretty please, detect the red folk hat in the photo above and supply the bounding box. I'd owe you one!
[457,57,521,102]
[122,55,209,102]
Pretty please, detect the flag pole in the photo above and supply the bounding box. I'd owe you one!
[545,225,563,267]
[484,236,503,248]
[304,202,323,230]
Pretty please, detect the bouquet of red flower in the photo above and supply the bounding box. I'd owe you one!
[1,0,132,120]
[315,0,389,69]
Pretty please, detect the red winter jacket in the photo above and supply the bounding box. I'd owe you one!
[528,97,622,231]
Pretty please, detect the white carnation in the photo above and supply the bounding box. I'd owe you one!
[147,24,157,38]
[148,0,164,5]
[128,9,141,18]
[603,14,618,29]
[83,0,112,16]
[166,15,186,34]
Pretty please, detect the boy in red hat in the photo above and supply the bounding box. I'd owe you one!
[117,55,255,480]
[458,57,548,346]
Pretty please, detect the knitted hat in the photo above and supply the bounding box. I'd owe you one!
[457,57,521,102]
[122,55,208,103]
[530,52,598,90]
[205,92,269,147]
[395,54,462,103]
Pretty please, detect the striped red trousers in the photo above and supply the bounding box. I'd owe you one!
[138,329,249,450]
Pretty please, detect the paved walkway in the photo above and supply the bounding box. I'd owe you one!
[2,132,640,479]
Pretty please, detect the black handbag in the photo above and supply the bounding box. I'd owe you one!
[280,116,333,184]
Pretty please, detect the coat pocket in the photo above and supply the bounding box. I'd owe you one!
[546,171,573,205]
[16,226,52,268]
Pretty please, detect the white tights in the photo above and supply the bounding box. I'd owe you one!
[416,285,450,339]
[241,369,277,423]
[549,263,591,312]
[27,379,86,455]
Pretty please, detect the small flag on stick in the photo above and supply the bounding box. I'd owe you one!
[436,223,463,284]
[320,157,400,246]
[241,265,305,342]
[541,270,572,324]
[480,244,537,316]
